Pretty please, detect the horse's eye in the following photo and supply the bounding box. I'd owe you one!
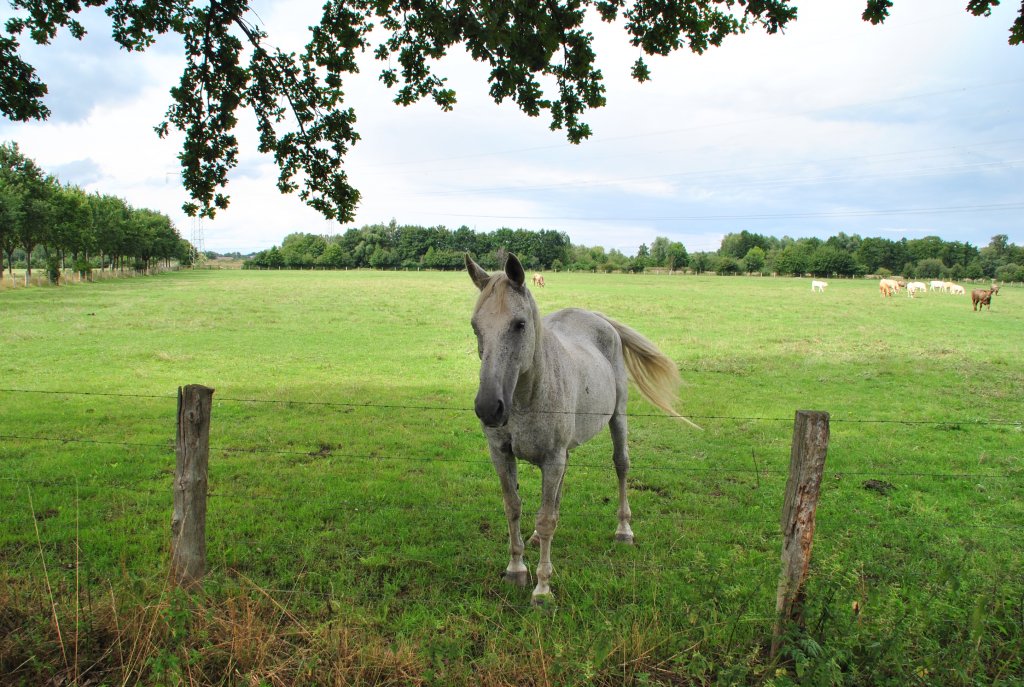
[514,320,527,332]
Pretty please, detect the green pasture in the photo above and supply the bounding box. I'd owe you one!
[1,270,1021,686]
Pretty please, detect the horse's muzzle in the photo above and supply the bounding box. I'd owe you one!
[475,395,509,428]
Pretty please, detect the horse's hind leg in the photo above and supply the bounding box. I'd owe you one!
[610,414,634,544]
[490,447,529,587]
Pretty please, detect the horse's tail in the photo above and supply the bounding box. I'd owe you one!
[598,315,703,430]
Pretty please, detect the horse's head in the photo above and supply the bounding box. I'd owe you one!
[466,253,540,428]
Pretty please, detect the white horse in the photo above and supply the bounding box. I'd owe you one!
[948,283,965,295]
[466,253,698,604]
[811,280,828,292]
[929,280,947,292]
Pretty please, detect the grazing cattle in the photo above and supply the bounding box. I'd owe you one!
[811,280,828,292]
[907,281,928,298]
[948,283,965,295]
[929,280,947,292]
[466,253,699,604]
[879,278,899,297]
[971,285,1000,311]
[531,273,546,287]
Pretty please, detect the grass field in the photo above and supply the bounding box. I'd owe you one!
[1,270,1022,686]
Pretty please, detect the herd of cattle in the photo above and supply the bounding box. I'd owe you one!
[811,278,1002,310]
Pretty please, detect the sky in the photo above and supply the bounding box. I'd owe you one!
[2,0,1022,255]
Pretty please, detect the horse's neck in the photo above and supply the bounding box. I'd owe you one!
[514,318,552,406]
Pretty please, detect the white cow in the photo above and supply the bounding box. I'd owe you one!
[811,280,828,292]
[907,281,928,297]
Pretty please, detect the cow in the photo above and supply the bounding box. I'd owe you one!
[971,285,1000,311]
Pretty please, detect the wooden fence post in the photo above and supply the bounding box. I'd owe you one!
[771,410,830,659]
[171,384,214,589]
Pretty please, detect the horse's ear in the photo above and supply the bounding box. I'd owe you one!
[504,253,526,288]
[465,253,490,291]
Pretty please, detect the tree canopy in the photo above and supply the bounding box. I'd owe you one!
[4,1,1020,225]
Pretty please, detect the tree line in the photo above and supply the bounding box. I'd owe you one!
[0,142,191,285]
[244,224,572,272]
[692,230,1023,282]
[245,225,1023,282]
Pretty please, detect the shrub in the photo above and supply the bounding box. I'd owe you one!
[995,263,1024,283]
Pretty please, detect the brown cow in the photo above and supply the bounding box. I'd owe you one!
[971,285,1000,311]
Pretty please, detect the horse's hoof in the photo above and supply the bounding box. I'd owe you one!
[615,533,635,544]
[502,569,530,587]
[531,594,556,612]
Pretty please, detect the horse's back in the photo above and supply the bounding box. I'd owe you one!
[544,308,622,364]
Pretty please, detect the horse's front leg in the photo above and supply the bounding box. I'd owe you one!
[532,455,567,604]
[490,446,529,587]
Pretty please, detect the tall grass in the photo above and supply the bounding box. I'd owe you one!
[1,270,1021,685]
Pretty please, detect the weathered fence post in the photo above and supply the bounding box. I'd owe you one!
[771,410,829,659]
[171,384,214,589]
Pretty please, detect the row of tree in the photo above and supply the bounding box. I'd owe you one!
[245,224,1023,282]
[0,142,191,285]
[700,230,1023,282]
[244,223,572,272]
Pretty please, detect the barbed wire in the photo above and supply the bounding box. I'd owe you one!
[3,476,1021,537]
[2,433,1020,481]
[2,387,1021,426]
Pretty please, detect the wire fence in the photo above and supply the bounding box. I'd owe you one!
[2,386,1022,614]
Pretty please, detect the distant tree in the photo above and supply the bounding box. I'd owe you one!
[688,251,713,274]
[720,230,772,260]
[0,142,48,283]
[915,258,946,279]
[905,235,946,262]
[634,243,651,271]
[964,259,985,280]
[51,183,94,268]
[809,245,856,277]
[89,193,130,270]
[18,176,57,284]
[995,263,1023,283]
[649,237,671,268]
[280,232,327,268]
[825,231,861,255]
[743,246,766,274]
[665,241,688,271]
[714,255,741,275]
[771,242,814,276]
[0,178,23,278]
